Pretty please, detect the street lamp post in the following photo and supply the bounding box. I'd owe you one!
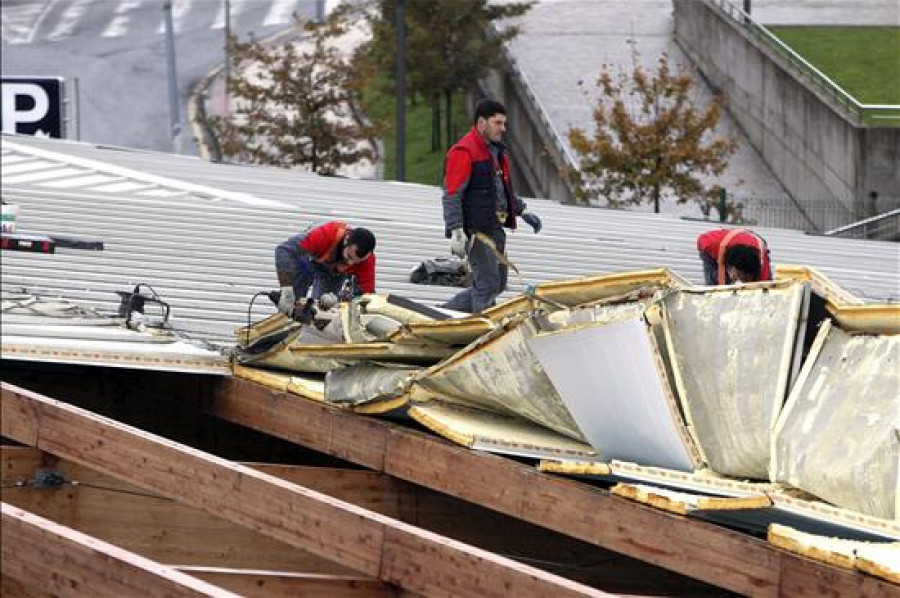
[163,0,182,153]
[395,0,406,182]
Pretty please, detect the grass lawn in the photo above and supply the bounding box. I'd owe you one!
[768,26,900,105]
[359,82,469,185]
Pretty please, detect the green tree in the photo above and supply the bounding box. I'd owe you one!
[568,53,738,214]
[364,0,533,152]
[210,9,374,175]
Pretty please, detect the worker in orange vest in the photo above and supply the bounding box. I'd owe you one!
[274,221,376,317]
[697,228,772,285]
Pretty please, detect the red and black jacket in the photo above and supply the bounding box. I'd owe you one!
[298,221,376,293]
[442,127,524,236]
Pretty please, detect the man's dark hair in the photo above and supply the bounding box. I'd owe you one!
[473,99,506,124]
[347,227,376,257]
[724,244,762,281]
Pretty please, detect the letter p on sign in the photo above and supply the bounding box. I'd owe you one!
[1,77,64,138]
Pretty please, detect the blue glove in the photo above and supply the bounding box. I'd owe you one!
[521,211,542,234]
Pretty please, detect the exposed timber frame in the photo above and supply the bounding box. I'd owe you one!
[195,376,897,597]
[1,502,240,598]
[0,382,609,598]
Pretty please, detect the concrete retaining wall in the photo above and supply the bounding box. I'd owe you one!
[674,0,900,218]
[478,65,576,203]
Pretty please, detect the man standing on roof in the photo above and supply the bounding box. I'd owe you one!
[274,221,376,316]
[441,99,543,313]
[697,228,772,285]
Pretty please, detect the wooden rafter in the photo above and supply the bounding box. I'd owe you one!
[1,502,239,598]
[173,568,399,598]
[0,382,609,598]
[200,376,897,597]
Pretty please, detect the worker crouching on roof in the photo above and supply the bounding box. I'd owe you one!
[441,99,543,313]
[697,228,772,285]
[274,221,376,316]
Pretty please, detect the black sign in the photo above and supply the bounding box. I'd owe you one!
[2,77,65,138]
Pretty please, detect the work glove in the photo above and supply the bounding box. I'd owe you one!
[521,211,542,234]
[318,292,338,311]
[449,228,468,258]
[277,286,295,316]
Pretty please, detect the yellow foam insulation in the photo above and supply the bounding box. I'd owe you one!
[611,483,772,515]
[775,265,864,305]
[409,401,597,460]
[234,313,297,347]
[609,460,780,496]
[538,460,611,476]
[483,268,679,321]
[826,303,900,335]
[232,364,325,402]
[769,492,900,541]
[768,523,900,583]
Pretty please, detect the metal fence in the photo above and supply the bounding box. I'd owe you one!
[730,194,900,240]
[709,0,900,126]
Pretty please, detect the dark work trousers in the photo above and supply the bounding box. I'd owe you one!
[275,234,348,301]
[442,228,507,313]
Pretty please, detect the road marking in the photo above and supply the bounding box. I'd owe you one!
[1,2,43,44]
[24,0,60,44]
[157,0,193,34]
[2,161,64,175]
[211,0,250,29]
[2,167,88,185]
[102,0,141,38]
[88,181,156,193]
[48,0,94,42]
[263,0,297,26]
[3,141,287,208]
[39,174,122,188]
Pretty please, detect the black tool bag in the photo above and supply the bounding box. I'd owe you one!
[409,257,471,287]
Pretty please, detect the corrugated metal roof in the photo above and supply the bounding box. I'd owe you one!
[2,133,898,344]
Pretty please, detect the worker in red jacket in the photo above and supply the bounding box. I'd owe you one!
[274,221,376,316]
[697,228,772,285]
[441,99,543,313]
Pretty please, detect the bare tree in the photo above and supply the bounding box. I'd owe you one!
[568,53,739,215]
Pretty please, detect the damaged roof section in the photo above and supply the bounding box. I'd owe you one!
[234,266,898,551]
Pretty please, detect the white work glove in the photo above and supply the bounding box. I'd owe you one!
[277,286,295,316]
[449,228,468,258]
[318,292,338,311]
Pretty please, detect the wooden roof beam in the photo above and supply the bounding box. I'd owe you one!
[1,502,239,598]
[201,376,897,597]
[173,568,400,598]
[0,382,610,598]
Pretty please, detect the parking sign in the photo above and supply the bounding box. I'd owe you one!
[2,77,66,138]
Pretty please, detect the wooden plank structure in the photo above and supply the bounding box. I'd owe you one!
[0,382,610,598]
[199,376,898,597]
[2,370,897,597]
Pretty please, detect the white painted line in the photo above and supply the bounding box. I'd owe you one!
[1,167,87,185]
[88,181,156,193]
[157,0,192,34]
[39,174,122,188]
[1,155,38,165]
[211,0,249,29]
[263,0,296,26]
[24,0,60,44]
[48,0,94,42]
[2,140,287,208]
[102,0,141,38]
[136,189,188,197]
[2,161,63,175]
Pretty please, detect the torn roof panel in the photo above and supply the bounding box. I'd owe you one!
[771,321,900,519]
[661,283,809,479]
[529,316,702,471]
